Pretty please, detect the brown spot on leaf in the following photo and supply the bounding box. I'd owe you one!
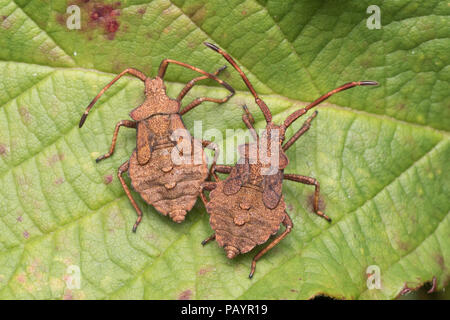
[0,144,8,156]
[198,265,214,276]
[307,193,326,213]
[23,230,30,239]
[103,174,113,184]
[17,274,26,283]
[1,15,13,29]
[105,19,119,35]
[62,0,121,40]
[163,26,172,34]
[178,289,192,300]
[190,6,207,24]
[137,7,146,15]
[434,254,444,269]
[396,239,410,251]
[47,153,65,167]
[63,290,74,300]
[89,2,121,39]
[19,106,31,124]
[38,42,59,62]
[242,10,247,15]
[55,12,66,26]
[396,103,406,110]
[54,177,65,185]
[185,3,209,25]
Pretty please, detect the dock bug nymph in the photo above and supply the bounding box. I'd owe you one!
[201,42,378,277]
[79,58,234,232]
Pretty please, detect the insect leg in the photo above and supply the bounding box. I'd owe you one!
[249,212,293,278]
[211,165,233,182]
[241,105,258,141]
[199,181,216,245]
[177,65,227,101]
[200,190,210,207]
[200,139,221,180]
[214,165,233,173]
[158,59,235,108]
[79,68,147,128]
[200,180,217,207]
[96,120,137,163]
[200,181,217,207]
[282,111,318,151]
[180,94,234,115]
[200,180,219,245]
[283,173,331,222]
[201,233,216,246]
[118,160,144,232]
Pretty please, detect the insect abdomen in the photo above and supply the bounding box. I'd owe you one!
[128,144,208,222]
[207,183,286,254]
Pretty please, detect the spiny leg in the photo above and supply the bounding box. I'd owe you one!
[158,59,234,110]
[249,212,293,278]
[177,65,227,101]
[118,161,143,232]
[282,111,318,152]
[96,120,137,163]
[284,173,331,222]
[79,68,147,128]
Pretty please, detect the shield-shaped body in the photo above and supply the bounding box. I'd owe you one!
[128,113,208,222]
[206,180,286,258]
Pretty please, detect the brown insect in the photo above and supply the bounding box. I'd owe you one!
[201,42,378,277]
[79,58,235,232]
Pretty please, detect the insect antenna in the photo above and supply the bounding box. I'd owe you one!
[283,81,378,129]
[79,68,147,128]
[204,42,273,124]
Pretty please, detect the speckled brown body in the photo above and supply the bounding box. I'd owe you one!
[204,137,291,261]
[79,61,234,232]
[202,42,377,277]
[207,167,286,257]
[128,117,209,223]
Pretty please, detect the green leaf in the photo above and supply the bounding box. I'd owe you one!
[0,0,448,299]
